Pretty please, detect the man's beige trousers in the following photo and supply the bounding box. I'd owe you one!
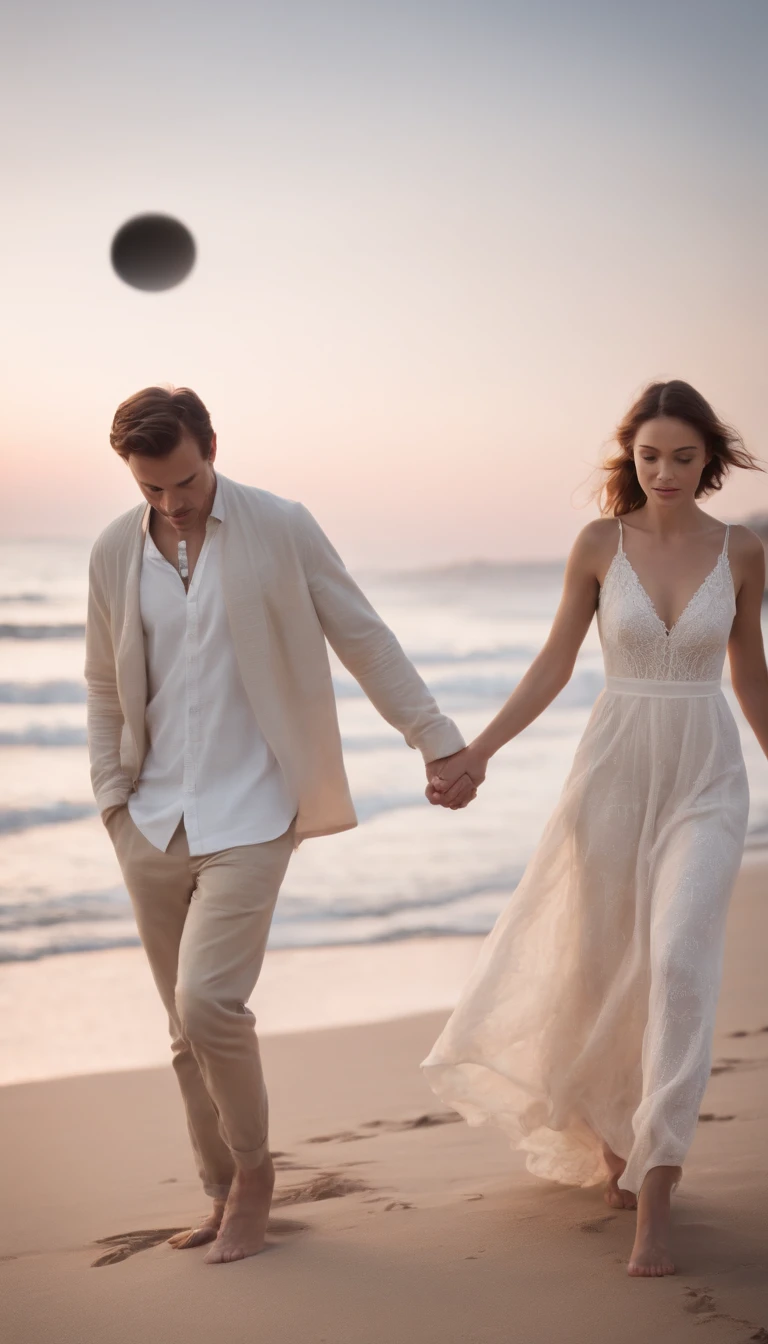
[106,806,294,1198]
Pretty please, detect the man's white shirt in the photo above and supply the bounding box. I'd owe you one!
[128,485,297,854]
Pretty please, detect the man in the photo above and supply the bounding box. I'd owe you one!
[86,385,477,1265]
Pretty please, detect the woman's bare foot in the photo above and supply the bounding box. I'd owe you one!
[167,1198,227,1249]
[602,1142,637,1210]
[204,1157,275,1264]
[627,1165,680,1277]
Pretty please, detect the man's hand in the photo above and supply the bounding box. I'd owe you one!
[425,746,488,810]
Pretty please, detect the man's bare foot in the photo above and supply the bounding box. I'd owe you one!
[204,1157,275,1264]
[602,1142,637,1210]
[627,1165,680,1277]
[168,1198,227,1249]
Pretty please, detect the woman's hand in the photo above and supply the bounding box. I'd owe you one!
[426,746,488,809]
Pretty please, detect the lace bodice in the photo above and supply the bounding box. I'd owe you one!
[597,522,735,682]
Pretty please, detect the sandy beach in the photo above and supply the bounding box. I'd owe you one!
[3,856,767,1344]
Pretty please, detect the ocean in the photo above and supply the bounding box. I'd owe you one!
[2,537,768,967]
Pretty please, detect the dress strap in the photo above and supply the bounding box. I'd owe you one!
[721,524,730,557]
[617,518,624,554]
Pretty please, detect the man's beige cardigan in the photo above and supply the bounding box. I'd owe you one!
[85,473,465,844]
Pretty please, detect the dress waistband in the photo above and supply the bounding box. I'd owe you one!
[605,676,722,699]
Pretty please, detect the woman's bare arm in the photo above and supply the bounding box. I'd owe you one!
[728,527,768,756]
[432,521,610,802]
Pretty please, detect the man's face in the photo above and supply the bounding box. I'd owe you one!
[127,430,217,532]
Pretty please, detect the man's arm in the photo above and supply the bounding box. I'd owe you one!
[84,548,134,816]
[296,504,466,766]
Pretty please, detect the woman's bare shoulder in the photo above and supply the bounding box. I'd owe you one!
[573,518,621,546]
[727,522,765,561]
[569,518,620,567]
[725,524,765,598]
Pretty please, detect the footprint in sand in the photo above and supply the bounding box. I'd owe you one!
[576,1216,616,1234]
[305,1130,367,1145]
[681,1287,768,1339]
[92,1228,193,1266]
[683,1287,719,1319]
[698,1112,735,1123]
[306,1112,463,1145]
[259,1217,310,1237]
[363,1113,463,1133]
[713,1056,767,1079]
[272,1172,372,1206]
[91,1217,309,1267]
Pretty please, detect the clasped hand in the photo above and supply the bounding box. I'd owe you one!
[425,747,487,811]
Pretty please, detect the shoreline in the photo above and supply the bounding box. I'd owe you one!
[0,933,487,1088]
[4,846,768,1089]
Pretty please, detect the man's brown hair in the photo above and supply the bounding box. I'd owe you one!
[110,385,215,460]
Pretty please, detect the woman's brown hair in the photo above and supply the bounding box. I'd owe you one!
[110,385,215,460]
[598,380,760,517]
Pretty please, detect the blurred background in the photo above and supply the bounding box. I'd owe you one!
[2,0,767,1080]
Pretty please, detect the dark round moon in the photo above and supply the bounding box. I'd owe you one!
[111,214,196,291]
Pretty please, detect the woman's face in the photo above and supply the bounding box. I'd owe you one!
[632,417,710,508]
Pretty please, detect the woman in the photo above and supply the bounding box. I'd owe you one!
[423,380,768,1277]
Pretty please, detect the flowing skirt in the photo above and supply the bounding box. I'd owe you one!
[422,681,749,1193]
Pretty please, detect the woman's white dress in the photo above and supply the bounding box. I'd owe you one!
[422,522,749,1194]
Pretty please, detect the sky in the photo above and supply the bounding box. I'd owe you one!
[2,0,767,566]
